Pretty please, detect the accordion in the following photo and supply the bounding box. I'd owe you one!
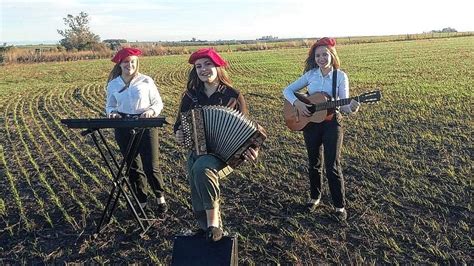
[181,106,267,168]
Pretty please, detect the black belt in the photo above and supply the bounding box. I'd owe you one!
[118,112,141,118]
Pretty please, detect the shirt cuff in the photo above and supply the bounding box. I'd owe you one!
[149,107,161,116]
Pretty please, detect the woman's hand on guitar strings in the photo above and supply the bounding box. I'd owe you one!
[294,99,312,117]
[349,99,360,113]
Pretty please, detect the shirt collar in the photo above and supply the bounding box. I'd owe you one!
[318,67,334,78]
[118,72,142,85]
[216,84,227,93]
[197,84,226,97]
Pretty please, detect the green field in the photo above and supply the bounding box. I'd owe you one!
[0,37,472,263]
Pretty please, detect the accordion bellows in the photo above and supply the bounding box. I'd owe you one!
[181,106,267,168]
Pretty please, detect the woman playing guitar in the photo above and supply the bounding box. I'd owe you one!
[282,37,360,222]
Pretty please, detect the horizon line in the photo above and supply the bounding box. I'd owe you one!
[4,31,473,46]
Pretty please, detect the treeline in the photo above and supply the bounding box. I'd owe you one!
[1,41,310,64]
[431,27,457,33]
[1,32,472,65]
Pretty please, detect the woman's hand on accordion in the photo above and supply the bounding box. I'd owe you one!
[244,147,259,162]
[175,128,184,145]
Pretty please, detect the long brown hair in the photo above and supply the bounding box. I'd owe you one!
[303,43,341,73]
[186,66,233,91]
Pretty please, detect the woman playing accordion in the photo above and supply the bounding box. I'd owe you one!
[174,48,259,242]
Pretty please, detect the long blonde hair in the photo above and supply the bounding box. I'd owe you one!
[106,58,140,84]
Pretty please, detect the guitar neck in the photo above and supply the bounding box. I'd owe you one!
[313,96,356,111]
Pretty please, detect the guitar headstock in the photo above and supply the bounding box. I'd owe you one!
[357,90,381,103]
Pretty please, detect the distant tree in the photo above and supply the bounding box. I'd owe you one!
[57,12,101,51]
[441,27,457,33]
[257,35,278,41]
[103,39,128,50]
[0,45,14,63]
[430,27,457,33]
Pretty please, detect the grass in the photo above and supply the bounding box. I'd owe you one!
[0,36,472,263]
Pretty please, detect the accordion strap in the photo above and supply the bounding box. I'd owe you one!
[185,90,199,108]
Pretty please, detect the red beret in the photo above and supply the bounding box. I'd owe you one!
[111,47,142,63]
[315,37,336,48]
[188,48,228,67]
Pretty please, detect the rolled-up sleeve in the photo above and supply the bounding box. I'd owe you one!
[148,81,164,116]
[105,83,118,115]
[338,72,352,113]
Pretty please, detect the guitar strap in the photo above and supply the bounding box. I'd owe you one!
[332,70,339,111]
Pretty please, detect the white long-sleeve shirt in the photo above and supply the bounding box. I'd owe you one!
[106,73,163,116]
[282,68,352,113]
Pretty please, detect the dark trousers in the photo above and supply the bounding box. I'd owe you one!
[303,115,345,208]
[114,127,164,203]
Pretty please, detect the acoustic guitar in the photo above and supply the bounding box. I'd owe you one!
[283,90,381,131]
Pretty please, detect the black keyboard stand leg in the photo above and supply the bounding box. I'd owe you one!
[100,176,152,234]
[91,128,154,237]
[116,177,153,234]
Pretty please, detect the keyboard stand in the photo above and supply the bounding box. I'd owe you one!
[81,128,154,237]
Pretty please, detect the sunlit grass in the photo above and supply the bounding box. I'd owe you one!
[0,36,472,263]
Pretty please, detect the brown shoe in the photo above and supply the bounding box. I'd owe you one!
[206,226,223,242]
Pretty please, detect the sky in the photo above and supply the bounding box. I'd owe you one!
[1,0,473,45]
